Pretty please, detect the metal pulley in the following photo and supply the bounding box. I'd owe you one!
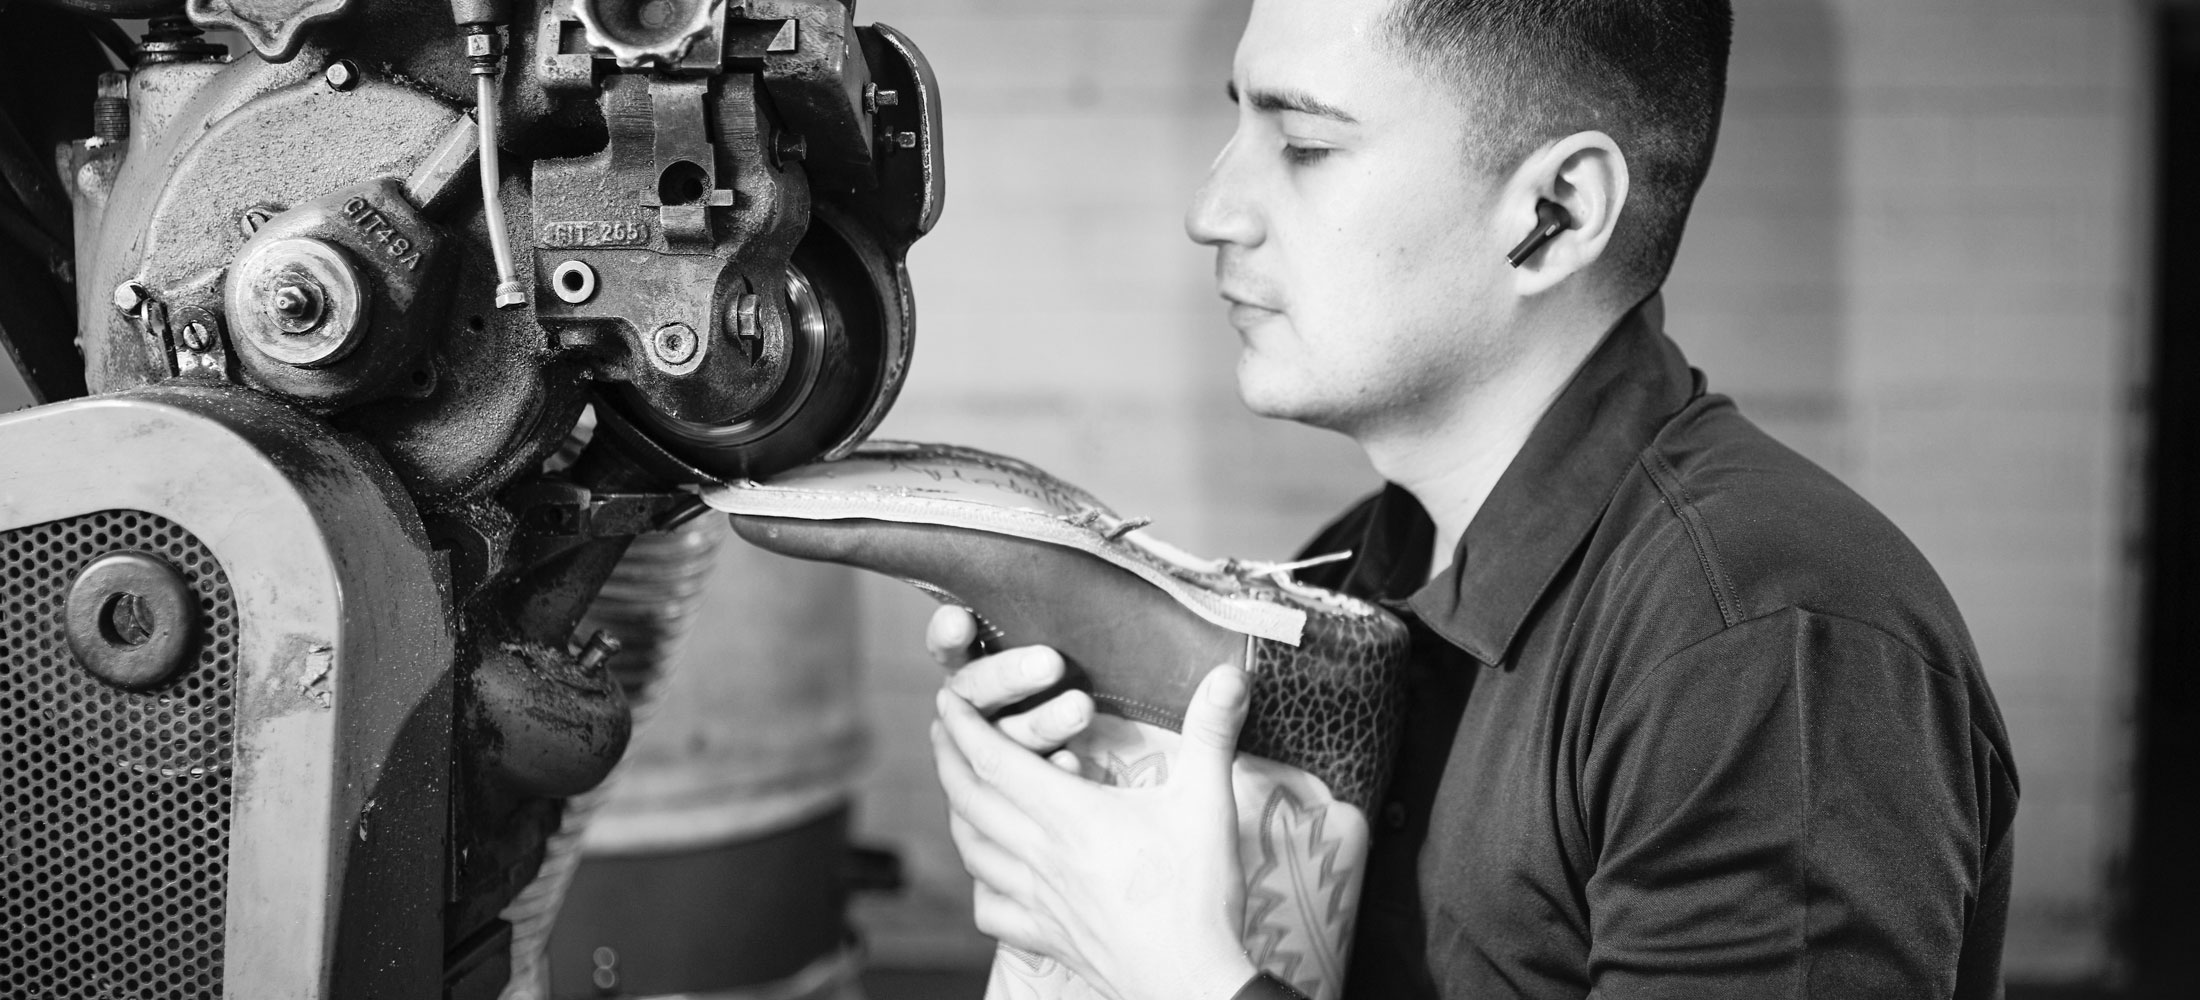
[597,204,912,480]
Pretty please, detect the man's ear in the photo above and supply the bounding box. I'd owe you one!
[1503,131,1629,295]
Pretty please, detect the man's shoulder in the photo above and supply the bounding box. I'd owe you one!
[1595,394,1977,673]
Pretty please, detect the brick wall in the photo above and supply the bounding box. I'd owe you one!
[845,0,2152,983]
[1668,0,2150,981]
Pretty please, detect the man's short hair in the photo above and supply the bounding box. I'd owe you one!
[1384,0,1733,294]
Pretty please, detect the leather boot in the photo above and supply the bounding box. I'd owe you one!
[706,441,1411,1000]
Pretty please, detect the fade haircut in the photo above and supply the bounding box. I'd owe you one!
[1384,0,1733,294]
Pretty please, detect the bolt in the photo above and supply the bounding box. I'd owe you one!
[92,71,130,142]
[325,60,359,92]
[731,293,762,359]
[111,281,148,314]
[179,321,213,352]
[650,322,699,366]
[892,130,918,150]
[577,630,623,672]
[774,131,807,165]
[271,281,326,333]
[864,84,901,113]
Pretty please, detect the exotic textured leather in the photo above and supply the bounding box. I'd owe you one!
[1235,971,1315,1000]
[1240,617,1406,817]
[705,441,1412,1000]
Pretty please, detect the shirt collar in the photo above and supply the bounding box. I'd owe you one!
[1405,294,1701,665]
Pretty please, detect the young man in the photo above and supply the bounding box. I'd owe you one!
[926,1,2017,998]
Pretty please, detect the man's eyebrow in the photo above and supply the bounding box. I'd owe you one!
[1224,82,1359,124]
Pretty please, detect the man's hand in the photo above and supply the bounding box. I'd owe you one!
[931,656,1260,1000]
[926,606,1094,768]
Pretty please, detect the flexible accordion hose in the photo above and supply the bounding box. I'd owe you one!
[498,516,728,1000]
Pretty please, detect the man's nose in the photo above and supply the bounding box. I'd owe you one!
[1185,136,1261,249]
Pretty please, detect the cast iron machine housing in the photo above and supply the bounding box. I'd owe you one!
[0,0,942,995]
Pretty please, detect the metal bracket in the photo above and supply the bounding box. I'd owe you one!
[640,78,736,248]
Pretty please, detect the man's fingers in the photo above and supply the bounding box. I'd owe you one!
[1178,664,1251,790]
[972,883,1044,953]
[945,646,1068,714]
[936,687,1076,811]
[926,605,982,669]
[994,689,1093,753]
[930,718,1046,852]
[947,811,1027,895]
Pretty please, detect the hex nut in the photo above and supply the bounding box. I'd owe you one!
[225,237,369,369]
[271,281,326,333]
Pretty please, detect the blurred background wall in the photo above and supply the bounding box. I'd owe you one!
[0,0,2158,993]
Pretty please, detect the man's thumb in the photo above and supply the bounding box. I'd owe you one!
[1181,664,1251,780]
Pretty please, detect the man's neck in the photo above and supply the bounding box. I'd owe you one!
[1361,306,1624,582]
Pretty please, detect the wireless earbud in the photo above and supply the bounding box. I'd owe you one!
[1505,200,1575,268]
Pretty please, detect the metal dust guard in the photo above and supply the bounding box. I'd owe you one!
[0,384,453,998]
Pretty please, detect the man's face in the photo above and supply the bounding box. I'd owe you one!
[1187,0,1515,438]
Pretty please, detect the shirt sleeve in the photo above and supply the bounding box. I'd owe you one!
[1578,606,2007,999]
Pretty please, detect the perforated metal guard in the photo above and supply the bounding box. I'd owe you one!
[1,510,238,999]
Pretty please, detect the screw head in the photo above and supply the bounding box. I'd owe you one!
[650,322,699,366]
[111,281,148,314]
[325,59,358,91]
[180,321,213,352]
[239,205,276,236]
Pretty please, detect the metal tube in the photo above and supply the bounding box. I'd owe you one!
[476,72,524,308]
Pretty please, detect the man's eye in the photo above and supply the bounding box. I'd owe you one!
[1282,143,1333,166]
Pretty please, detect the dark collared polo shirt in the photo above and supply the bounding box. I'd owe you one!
[1294,299,2017,1000]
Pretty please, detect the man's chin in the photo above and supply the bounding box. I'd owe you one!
[1234,362,1348,431]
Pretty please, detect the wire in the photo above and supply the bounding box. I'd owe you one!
[82,18,136,69]
[0,107,70,247]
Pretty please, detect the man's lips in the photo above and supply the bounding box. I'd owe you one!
[1220,289,1282,328]
[1227,300,1282,330]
